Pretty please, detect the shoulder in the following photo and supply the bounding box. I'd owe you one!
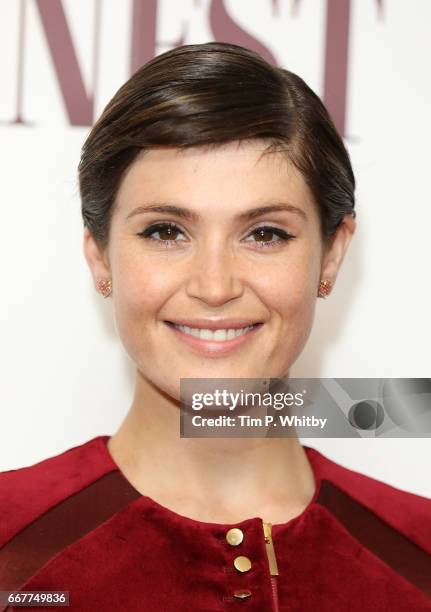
[0,435,115,547]
[305,446,431,552]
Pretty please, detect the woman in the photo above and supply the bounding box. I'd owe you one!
[1,42,430,612]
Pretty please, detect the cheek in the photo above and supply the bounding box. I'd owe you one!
[258,248,320,319]
[268,278,318,372]
[110,249,174,337]
[279,276,316,318]
[256,248,320,361]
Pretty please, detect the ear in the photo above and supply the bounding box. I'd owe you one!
[320,214,356,286]
[83,228,111,291]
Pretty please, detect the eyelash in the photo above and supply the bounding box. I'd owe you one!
[137,222,296,249]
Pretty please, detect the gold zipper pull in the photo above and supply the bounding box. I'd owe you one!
[262,521,279,576]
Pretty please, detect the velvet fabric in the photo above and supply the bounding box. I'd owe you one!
[1,435,430,611]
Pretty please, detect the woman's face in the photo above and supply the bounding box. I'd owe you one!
[84,140,354,400]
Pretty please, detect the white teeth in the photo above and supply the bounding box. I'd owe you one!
[174,324,254,341]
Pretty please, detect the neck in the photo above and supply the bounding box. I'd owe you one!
[107,371,316,525]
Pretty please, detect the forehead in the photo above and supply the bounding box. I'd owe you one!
[115,140,317,221]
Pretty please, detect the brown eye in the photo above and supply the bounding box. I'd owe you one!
[138,222,186,244]
[245,226,296,248]
[255,228,275,242]
[158,225,179,240]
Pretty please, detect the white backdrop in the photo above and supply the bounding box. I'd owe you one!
[1,1,430,497]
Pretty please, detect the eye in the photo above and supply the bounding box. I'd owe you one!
[137,222,296,249]
[244,226,296,248]
[137,222,187,247]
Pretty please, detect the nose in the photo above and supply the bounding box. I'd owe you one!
[185,241,245,306]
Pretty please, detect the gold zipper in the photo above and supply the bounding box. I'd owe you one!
[262,521,279,576]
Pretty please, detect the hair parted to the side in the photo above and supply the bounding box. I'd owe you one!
[78,41,355,250]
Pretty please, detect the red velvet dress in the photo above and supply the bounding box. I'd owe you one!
[1,435,431,611]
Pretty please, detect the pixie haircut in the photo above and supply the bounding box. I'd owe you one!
[78,41,356,250]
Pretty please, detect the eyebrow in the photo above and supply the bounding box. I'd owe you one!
[125,202,308,222]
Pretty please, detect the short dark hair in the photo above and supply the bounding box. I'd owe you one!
[78,41,356,250]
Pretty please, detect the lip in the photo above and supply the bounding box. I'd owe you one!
[164,321,264,356]
[164,318,262,330]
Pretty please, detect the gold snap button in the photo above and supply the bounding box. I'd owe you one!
[233,555,252,573]
[233,589,252,599]
[226,528,244,546]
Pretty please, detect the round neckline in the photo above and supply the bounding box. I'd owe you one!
[97,434,322,532]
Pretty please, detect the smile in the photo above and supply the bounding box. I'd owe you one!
[172,324,256,341]
[164,321,263,356]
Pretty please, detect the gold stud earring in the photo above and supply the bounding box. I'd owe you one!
[318,279,332,298]
[96,278,112,298]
